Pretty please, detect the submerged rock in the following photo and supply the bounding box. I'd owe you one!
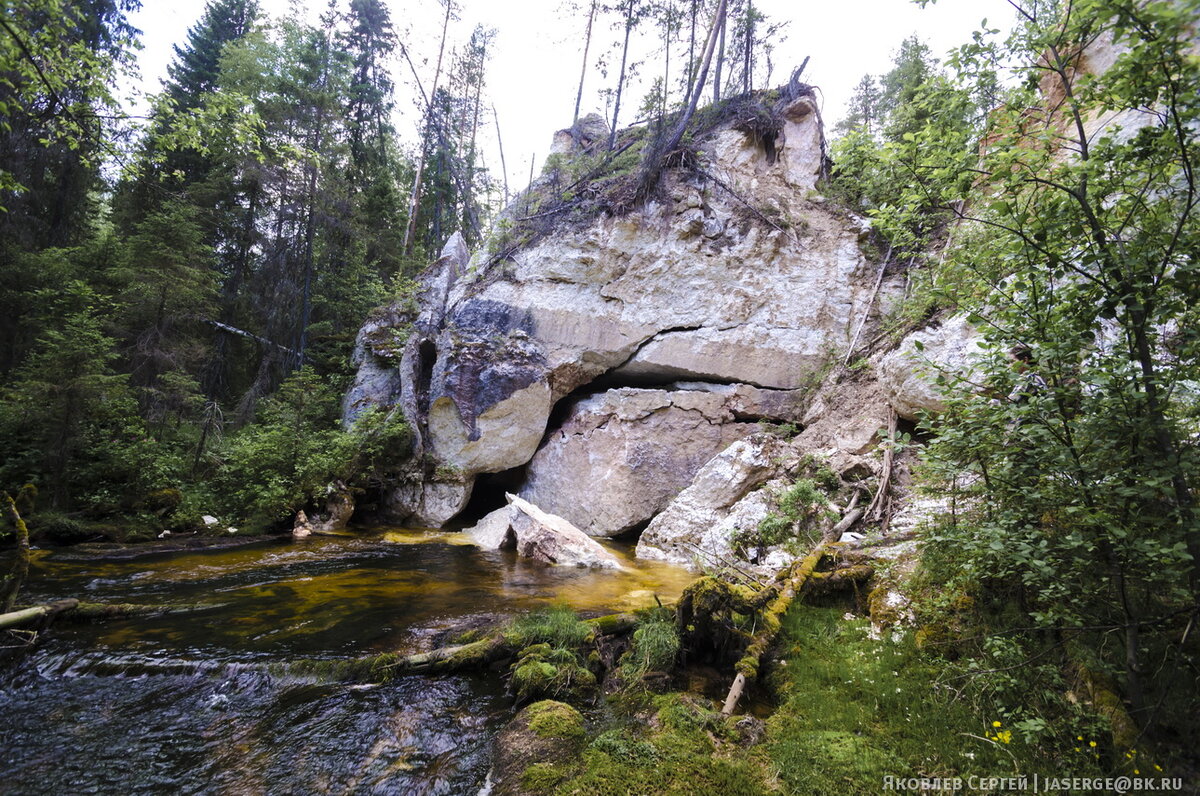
[466,494,621,569]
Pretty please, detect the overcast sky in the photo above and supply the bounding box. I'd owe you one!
[126,0,1016,197]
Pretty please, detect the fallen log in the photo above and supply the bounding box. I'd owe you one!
[1,599,221,633]
[722,541,831,716]
[804,564,874,596]
[291,608,650,683]
[0,598,79,631]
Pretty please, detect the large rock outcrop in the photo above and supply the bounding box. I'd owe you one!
[345,92,897,528]
[635,377,889,573]
[877,315,985,420]
[519,385,768,537]
[635,434,794,569]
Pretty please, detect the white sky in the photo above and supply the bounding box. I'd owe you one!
[126,0,1016,198]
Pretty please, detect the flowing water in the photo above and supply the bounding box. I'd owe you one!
[0,530,696,795]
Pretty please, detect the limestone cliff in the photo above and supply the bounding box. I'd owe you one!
[344,88,911,561]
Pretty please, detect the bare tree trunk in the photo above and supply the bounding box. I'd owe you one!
[743,0,753,93]
[607,0,637,149]
[573,0,598,122]
[661,0,673,121]
[493,105,509,204]
[682,0,697,107]
[402,0,453,257]
[713,3,726,102]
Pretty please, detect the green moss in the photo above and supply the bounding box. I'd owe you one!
[525,700,585,741]
[521,762,569,791]
[511,646,597,704]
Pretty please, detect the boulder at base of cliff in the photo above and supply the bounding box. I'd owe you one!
[466,494,622,569]
[292,483,355,539]
[635,434,796,571]
[519,386,761,537]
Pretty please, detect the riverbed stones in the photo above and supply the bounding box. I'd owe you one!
[519,386,760,537]
[466,494,621,569]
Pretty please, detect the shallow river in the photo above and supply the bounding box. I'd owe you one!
[0,530,695,795]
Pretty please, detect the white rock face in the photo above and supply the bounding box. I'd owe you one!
[877,315,986,420]
[635,434,792,568]
[465,494,622,569]
[344,95,902,529]
[519,386,761,537]
[386,479,472,528]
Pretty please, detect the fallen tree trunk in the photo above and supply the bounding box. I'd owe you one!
[1,599,220,632]
[804,564,874,596]
[722,541,831,715]
[0,598,79,631]
[293,609,649,683]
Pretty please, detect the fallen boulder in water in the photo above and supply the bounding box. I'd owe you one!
[465,494,622,569]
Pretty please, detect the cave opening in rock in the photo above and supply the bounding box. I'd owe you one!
[415,339,437,412]
[449,464,529,527]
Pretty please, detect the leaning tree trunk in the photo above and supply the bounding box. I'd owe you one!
[1,493,30,613]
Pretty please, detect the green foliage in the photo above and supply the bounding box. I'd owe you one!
[0,291,184,512]
[908,0,1200,762]
[505,604,594,650]
[734,476,837,556]
[214,367,358,529]
[618,613,680,683]
[766,607,1070,794]
[504,604,598,704]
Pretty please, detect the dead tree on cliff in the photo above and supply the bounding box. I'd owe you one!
[630,0,727,202]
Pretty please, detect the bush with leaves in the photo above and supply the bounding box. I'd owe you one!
[911,0,1200,759]
[215,367,360,530]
